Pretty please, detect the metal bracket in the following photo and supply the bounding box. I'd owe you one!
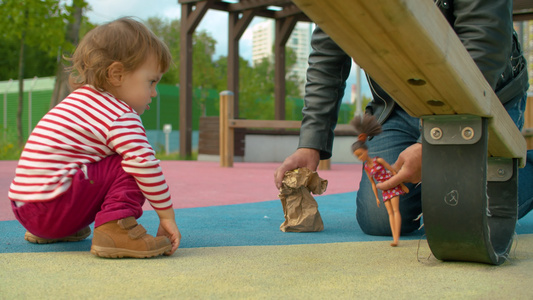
[421,115,518,265]
[487,157,513,182]
[423,115,481,145]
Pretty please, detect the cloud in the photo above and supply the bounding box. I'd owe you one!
[85,0,179,24]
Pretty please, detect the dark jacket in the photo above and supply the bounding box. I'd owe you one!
[299,0,529,160]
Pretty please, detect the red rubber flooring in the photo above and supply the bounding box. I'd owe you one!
[0,160,361,221]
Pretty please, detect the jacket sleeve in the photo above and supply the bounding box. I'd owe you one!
[298,26,352,160]
[451,0,513,91]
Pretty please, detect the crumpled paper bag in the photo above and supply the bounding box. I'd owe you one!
[278,167,328,232]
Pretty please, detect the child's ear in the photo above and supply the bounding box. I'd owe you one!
[107,62,125,87]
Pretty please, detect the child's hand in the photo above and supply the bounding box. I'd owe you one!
[156,208,181,255]
[157,220,181,255]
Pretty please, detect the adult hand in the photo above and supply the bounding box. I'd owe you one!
[376,143,422,191]
[274,148,320,189]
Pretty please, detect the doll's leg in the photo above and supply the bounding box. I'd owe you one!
[356,108,421,236]
[383,200,397,246]
[389,196,401,246]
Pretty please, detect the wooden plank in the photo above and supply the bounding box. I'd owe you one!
[220,91,234,167]
[292,0,526,166]
[525,96,533,150]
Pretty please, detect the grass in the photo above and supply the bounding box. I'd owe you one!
[155,151,198,161]
[0,128,22,160]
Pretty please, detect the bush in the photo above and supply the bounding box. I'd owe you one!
[0,127,22,160]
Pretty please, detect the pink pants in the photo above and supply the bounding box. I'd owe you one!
[11,155,145,239]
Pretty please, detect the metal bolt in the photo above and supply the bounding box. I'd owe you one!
[498,169,505,177]
[462,127,474,140]
[430,127,442,140]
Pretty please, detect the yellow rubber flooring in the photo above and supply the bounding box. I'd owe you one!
[2,235,532,299]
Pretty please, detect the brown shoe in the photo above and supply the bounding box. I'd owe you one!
[90,216,171,258]
[25,226,91,244]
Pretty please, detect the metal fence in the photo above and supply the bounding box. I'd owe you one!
[1,76,363,155]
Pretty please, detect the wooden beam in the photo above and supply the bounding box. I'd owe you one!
[292,0,526,166]
[274,4,310,21]
[229,119,301,129]
[178,0,532,20]
[228,0,291,11]
[274,15,298,120]
[228,10,255,118]
[179,0,214,158]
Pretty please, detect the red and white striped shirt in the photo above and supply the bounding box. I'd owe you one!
[8,85,172,210]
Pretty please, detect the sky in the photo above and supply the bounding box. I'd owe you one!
[83,0,370,101]
[84,0,253,59]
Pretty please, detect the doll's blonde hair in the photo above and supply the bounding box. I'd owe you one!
[68,17,172,91]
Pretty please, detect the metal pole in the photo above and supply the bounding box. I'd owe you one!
[355,62,362,115]
[3,79,13,130]
[28,76,38,135]
[155,85,160,131]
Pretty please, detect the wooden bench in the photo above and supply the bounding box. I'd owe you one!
[219,91,353,168]
[292,0,527,264]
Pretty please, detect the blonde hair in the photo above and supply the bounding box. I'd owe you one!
[68,17,172,91]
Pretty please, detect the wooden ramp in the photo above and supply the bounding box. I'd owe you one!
[292,0,526,264]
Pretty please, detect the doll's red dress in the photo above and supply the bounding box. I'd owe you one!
[364,157,406,201]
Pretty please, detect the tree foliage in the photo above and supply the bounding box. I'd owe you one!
[1,7,309,147]
[238,47,303,120]
[145,17,218,89]
[50,0,89,108]
[0,0,82,145]
[144,16,303,121]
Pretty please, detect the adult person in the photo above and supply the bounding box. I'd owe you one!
[274,0,533,237]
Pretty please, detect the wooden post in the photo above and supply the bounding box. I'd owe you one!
[318,159,331,170]
[219,91,234,167]
[525,95,533,150]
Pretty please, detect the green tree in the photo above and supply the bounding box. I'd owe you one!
[0,37,57,81]
[0,0,71,146]
[145,17,218,89]
[144,16,304,122]
[238,47,303,120]
[50,0,89,109]
[145,17,181,85]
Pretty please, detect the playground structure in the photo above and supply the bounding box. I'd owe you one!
[287,0,525,265]
[212,0,533,265]
[217,91,355,168]
[2,0,532,266]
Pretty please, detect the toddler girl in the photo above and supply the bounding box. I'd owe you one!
[8,17,181,258]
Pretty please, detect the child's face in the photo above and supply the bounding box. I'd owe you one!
[113,55,163,115]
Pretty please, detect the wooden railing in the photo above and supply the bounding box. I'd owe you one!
[218,91,354,168]
[219,91,301,167]
[525,95,533,150]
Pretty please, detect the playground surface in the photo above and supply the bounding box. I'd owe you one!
[1,160,532,299]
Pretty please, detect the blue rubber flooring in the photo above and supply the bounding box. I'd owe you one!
[1,191,532,253]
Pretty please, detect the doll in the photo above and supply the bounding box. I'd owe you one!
[350,114,409,246]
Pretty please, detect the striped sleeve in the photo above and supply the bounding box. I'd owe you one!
[107,113,173,210]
